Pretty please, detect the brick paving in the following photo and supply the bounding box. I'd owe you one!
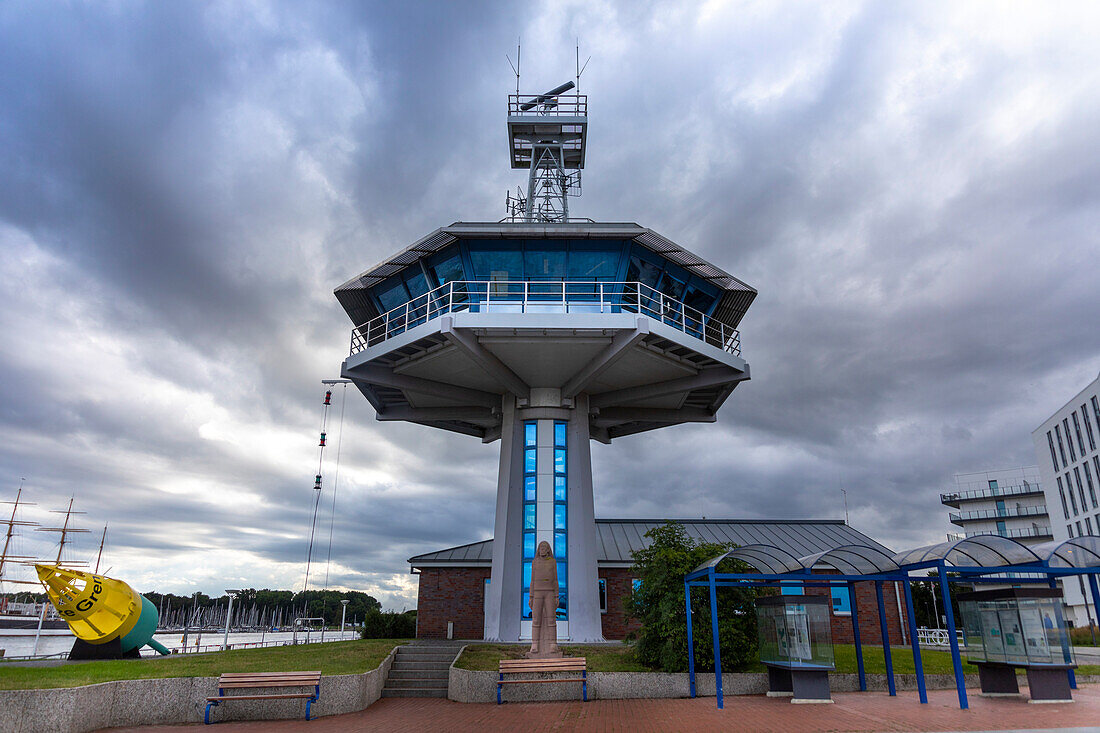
[107,684,1100,732]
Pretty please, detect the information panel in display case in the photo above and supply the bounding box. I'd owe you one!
[755,595,834,669]
[958,588,1075,667]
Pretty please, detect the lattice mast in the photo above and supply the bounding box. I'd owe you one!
[506,80,588,223]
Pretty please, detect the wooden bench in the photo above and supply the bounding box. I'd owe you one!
[204,671,322,724]
[497,657,587,704]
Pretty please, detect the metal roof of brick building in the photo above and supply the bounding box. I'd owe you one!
[408,518,892,568]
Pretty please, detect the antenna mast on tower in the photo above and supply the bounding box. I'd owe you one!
[505,58,588,222]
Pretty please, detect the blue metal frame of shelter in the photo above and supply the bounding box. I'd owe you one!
[684,535,1100,710]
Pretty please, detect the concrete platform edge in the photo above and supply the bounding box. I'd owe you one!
[0,647,397,733]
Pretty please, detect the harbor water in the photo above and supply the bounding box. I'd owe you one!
[0,628,358,659]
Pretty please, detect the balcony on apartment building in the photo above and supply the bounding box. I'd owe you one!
[940,481,1044,508]
[948,505,1049,525]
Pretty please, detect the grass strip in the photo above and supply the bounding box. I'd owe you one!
[455,642,1100,677]
[0,639,408,690]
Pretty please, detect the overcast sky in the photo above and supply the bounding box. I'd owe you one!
[1,1,1098,610]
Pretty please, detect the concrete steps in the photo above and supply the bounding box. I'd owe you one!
[381,642,464,699]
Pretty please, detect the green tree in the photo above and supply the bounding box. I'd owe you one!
[626,522,759,672]
[360,609,417,638]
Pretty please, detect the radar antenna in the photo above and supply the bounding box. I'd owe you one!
[506,77,587,222]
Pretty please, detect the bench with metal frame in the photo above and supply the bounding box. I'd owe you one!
[497,657,587,704]
[204,671,322,724]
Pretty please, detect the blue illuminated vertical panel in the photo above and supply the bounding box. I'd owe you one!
[522,420,537,620]
[554,420,568,620]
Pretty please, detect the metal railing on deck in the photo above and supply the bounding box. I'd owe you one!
[940,482,1043,504]
[508,94,587,116]
[947,526,1052,541]
[349,280,742,357]
[948,506,1048,522]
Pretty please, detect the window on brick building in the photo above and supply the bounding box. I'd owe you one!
[598,579,607,613]
[830,586,851,615]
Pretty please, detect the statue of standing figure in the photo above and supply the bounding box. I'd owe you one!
[527,540,562,658]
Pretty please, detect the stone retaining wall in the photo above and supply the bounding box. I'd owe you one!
[449,665,1100,704]
[0,648,396,733]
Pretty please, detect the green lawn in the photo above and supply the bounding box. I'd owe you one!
[455,642,1100,676]
[0,639,408,690]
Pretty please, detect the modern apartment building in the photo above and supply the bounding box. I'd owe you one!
[1032,370,1100,627]
[941,467,1050,545]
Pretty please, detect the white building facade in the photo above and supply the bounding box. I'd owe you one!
[941,467,1050,546]
[1031,370,1100,627]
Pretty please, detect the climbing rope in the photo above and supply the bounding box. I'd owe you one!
[323,383,347,588]
[302,388,331,592]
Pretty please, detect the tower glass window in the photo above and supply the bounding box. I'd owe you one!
[1084,461,1097,508]
[554,420,568,620]
[1074,467,1088,510]
[1058,477,1070,519]
[1073,412,1086,456]
[1067,474,1079,515]
[1064,419,1077,462]
[1056,425,1068,467]
[1082,404,1097,451]
[1048,431,1060,469]
[1092,396,1100,439]
[521,420,537,619]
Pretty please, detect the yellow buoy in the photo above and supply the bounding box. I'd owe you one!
[35,565,169,654]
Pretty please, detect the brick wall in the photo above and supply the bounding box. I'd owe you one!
[802,577,909,645]
[415,566,490,640]
[415,565,909,646]
[600,567,642,640]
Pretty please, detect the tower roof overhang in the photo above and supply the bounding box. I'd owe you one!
[334,222,757,331]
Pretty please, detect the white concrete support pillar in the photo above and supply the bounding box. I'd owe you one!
[483,390,604,643]
[484,395,524,641]
[566,393,605,642]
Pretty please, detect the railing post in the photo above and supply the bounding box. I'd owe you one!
[875,581,896,696]
[685,580,696,698]
[849,581,866,691]
[902,579,927,704]
[939,565,968,709]
[709,568,723,709]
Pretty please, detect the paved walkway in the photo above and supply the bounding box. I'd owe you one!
[109,685,1100,732]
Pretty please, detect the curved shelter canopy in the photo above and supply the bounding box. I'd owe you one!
[692,544,803,575]
[1032,536,1100,568]
[799,544,900,575]
[891,535,1041,569]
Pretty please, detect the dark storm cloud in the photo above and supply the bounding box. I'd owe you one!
[1,1,1098,606]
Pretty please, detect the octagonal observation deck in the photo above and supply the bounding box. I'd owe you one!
[335,222,756,442]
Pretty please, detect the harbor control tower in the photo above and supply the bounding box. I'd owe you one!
[336,83,756,642]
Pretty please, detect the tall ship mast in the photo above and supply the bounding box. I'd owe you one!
[0,486,40,590]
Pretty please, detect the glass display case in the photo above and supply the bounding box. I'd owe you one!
[958,588,1074,667]
[957,588,1076,702]
[755,595,835,703]
[756,595,835,669]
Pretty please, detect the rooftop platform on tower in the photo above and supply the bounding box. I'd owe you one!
[507,91,587,170]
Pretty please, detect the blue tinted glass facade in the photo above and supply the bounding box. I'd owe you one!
[521,420,537,620]
[364,239,723,322]
[554,420,568,620]
[521,418,569,622]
